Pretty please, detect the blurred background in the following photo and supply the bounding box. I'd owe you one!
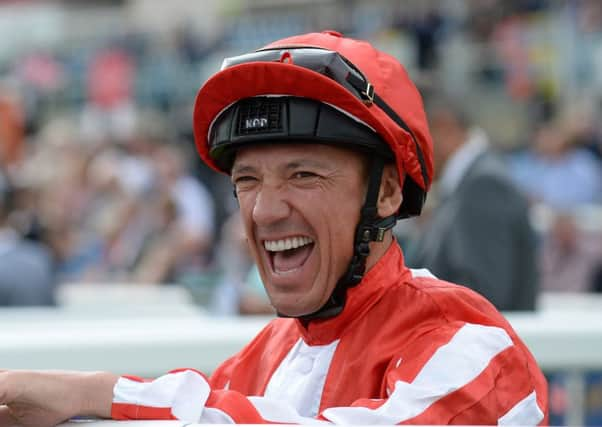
[0,0,601,425]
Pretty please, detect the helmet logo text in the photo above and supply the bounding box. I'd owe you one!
[244,117,268,130]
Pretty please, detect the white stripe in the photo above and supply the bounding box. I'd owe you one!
[322,323,513,424]
[113,370,210,422]
[410,268,437,279]
[263,338,339,418]
[248,396,330,425]
[498,391,544,425]
[199,407,236,424]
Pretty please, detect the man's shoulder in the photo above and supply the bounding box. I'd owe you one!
[403,268,475,295]
[368,271,523,366]
[394,270,506,324]
[460,154,525,202]
[0,239,52,269]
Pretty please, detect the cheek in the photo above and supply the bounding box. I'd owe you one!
[236,198,258,246]
[236,193,255,222]
[321,198,361,261]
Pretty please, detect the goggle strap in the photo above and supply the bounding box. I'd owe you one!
[361,155,385,219]
[346,72,430,189]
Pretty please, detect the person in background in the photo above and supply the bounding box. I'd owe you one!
[508,119,602,210]
[0,85,24,169]
[539,213,602,293]
[406,97,538,311]
[508,116,602,295]
[133,144,215,284]
[210,211,273,315]
[593,263,602,293]
[0,177,55,306]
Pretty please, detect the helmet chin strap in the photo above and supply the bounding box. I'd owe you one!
[278,155,398,321]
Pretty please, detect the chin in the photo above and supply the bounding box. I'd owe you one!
[273,299,321,318]
[273,304,308,317]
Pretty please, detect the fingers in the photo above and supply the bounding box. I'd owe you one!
[0,406,18,427]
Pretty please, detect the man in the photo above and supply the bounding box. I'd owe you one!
[406,99,538,311]
[0,179,55,307]
[0,31,548,426]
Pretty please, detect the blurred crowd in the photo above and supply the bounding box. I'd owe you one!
[0,113,218,290]
[0,0,601,314]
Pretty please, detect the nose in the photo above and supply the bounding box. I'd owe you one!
[252,184,291,226]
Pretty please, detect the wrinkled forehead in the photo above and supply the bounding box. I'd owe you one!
[232,142,369,175]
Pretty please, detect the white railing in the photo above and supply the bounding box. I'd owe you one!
[4,305,601,372]
[3,307,602,373]
[3,290,601,374]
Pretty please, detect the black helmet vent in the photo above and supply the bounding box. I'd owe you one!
[237,98,283,135]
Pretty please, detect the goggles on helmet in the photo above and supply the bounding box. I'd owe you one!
[222,48,374,103]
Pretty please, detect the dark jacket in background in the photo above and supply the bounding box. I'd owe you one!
[407,151,538,311]
[0,233,55,306]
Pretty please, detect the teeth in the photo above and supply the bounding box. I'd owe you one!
[264,236,314,252]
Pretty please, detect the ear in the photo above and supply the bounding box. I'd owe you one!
[377,164,402,218]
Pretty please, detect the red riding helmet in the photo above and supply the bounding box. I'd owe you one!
[193,30,433,218]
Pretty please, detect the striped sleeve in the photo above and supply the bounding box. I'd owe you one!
[111,323,546,425]
[322,323,546,425]
[110,370,325,424]
[111,369,208,421]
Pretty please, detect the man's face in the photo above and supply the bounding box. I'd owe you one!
[231,143,367,317]
[429,109,464,174]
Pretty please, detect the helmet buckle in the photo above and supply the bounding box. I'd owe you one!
[361,82,374,105]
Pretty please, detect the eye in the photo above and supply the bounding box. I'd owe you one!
[233,175,259,191]
[234,175,257,184]
[292,171,318,180]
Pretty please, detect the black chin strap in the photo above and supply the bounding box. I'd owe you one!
[291,155,397,321]
[337,156,396,287]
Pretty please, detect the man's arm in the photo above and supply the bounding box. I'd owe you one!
[0,370,118,427]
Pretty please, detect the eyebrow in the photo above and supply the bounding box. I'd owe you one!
[232,158,330,176]
[284,159,329,170]
[231,164,257,176]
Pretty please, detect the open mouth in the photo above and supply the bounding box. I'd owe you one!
[264,236,315,274]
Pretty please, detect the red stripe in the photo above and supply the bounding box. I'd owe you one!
[495,347,541,416]
[492,345,548,426]
[111,402,176,420]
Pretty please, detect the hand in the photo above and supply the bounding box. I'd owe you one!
[0,370,118,427]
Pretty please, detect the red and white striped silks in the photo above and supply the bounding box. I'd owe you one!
[112,242,548,425]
